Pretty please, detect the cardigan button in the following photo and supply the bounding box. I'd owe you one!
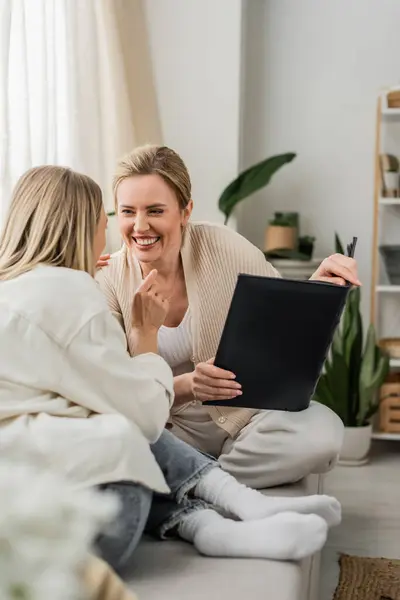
[218,416,227,424]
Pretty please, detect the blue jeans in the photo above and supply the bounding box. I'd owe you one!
[95,429,215,573]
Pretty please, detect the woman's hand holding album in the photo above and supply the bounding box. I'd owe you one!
[191,358,242,402]
[310,254,361,287]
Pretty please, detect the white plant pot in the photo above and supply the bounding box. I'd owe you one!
[338,424,372,466]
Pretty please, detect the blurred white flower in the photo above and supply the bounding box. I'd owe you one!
[0,441,119,600]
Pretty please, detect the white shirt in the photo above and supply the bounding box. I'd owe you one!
[157,309,227,456]
[0,265,174,493]
[158,309,193,375]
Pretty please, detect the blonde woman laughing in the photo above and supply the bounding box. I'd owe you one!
[97,145,359,489]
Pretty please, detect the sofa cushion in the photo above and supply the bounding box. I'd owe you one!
[126,474,323,600]
[130,539,303,600]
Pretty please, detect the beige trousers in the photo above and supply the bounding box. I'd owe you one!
[170,402,344,489]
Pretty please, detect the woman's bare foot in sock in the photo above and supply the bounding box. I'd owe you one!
[188,510,328,561]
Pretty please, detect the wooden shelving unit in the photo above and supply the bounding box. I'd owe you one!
[370,87,400,441]
[372,431,400,441]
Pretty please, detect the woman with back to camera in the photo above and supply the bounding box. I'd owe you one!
[0,165,343,575]
[97,145,360,490]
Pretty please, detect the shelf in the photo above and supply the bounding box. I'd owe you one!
[372,432,400,441]
[382,108,400,117]
[376,285,400,292]
[379,197,400,205]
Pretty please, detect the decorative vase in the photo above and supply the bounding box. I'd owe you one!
[382,171,399,197]
[338,424,372,466]
[264,225,297,253]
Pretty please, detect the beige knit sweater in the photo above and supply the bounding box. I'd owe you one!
[96,221,280,437]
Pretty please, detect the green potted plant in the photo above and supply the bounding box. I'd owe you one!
[218,153,296,225]
[298,235,316,260]
[313,236,390,465]
[265,234,316,261]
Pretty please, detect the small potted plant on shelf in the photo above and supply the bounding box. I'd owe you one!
[380,153,399,198]
[298,235,316,260]
[264,212,298,253]
[313,236,390,465]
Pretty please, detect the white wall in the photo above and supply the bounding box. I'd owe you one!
[239,0,400,320]
[144,0,400,320]
[144,0,243,225]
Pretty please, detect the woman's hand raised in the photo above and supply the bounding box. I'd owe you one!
[310,254,361,287]
[96,254,110,269]
[132,270,169,334]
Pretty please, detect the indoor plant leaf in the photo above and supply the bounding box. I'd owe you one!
[335,232,345,255]
[332,328,343,356]
[313,373,336,411]
[362,401,381,425]
[218,153,296,224]
[347,297,363,426]
[341,289,354,346]
[324,350,349,424]
[359,324,376,403]
[343,287,361,364]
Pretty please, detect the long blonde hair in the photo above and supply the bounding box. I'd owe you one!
[113,145,192,211]
[0,166,103,281]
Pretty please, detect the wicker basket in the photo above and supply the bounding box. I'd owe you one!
[379,382,400,433]
[378,338,400,358]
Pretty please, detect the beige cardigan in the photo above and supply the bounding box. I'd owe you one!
[96,221,280,437]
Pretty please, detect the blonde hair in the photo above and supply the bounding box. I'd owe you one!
[113,145,191,211]
[0,165,103,281]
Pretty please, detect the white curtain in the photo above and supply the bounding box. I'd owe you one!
[0,0,161,250]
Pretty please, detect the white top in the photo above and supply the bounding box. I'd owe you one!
[0,266,174,494]
[157,309,222,447]
[158,309,193,375]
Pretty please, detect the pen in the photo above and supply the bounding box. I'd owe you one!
[344,236,358,287]
[346,237,358,259]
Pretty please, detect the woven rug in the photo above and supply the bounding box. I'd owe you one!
[333,554,400,600]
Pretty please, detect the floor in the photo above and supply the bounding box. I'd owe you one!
[319,440,400,599]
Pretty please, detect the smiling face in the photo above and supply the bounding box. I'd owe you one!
[116,173,193,267]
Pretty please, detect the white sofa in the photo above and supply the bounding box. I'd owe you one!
[127,474,323,600]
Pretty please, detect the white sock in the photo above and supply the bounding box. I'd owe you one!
[194,468,341,527]
[177,509,327,561]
